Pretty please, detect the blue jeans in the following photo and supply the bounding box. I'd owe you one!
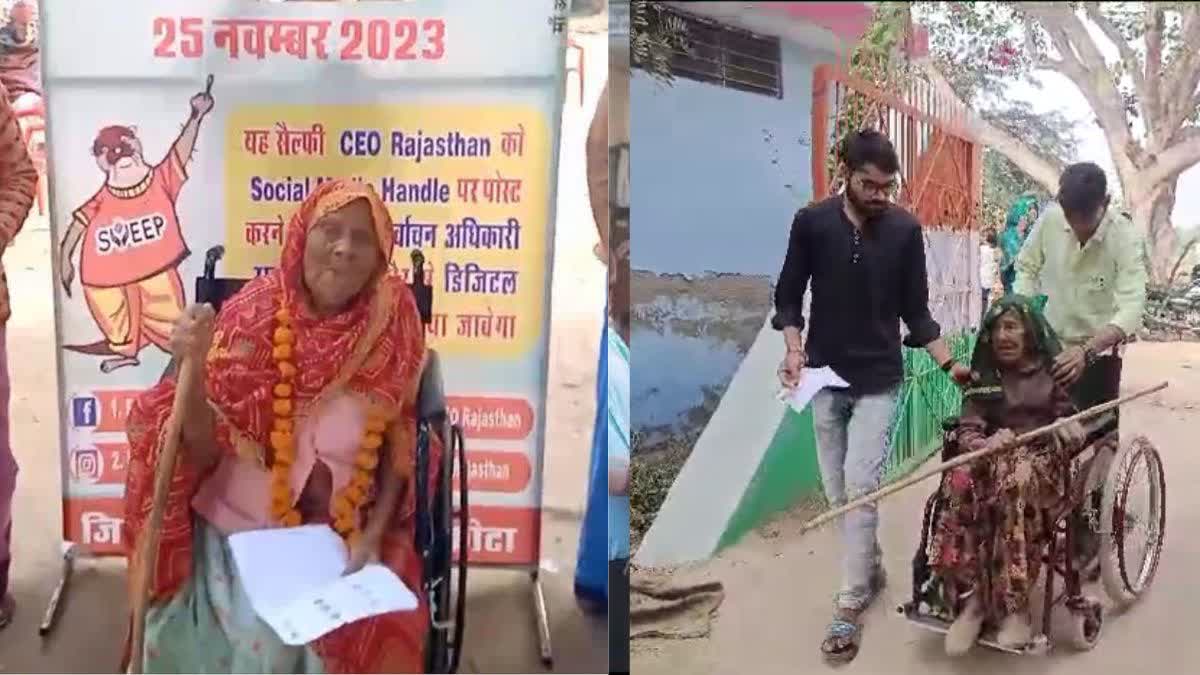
[811,386,899,609]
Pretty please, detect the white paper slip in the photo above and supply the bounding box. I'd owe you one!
[264,564,419,646]
[776,366,851,414]
[228,524,418,645]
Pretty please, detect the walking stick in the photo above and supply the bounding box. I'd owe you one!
[798,381,1168,535]
[127,355,199,674]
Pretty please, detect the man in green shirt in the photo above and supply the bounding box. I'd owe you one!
[1013,162,1148,411]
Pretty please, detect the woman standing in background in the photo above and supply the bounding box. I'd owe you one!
[999,194,1041,294]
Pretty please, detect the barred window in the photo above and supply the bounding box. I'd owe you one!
[638,7,783,98]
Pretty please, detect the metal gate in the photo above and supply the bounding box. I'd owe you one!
[810,61,984,478]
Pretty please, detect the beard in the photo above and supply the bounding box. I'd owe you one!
[845,187,889,219]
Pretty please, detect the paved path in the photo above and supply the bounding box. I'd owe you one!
[633,341,1200,675]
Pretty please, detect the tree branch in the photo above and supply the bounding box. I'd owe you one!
[1160,5,1200,144]
[1173,126,1200,145]
[1022,15,1060,70]
[1142,130,1200,189]
[1142,5,1164,135]
[1082,2,1150,115]
[1017,3,1138,180]
[918,58,1062,191]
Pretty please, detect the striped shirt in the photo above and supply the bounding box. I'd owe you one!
[0,82,37,324]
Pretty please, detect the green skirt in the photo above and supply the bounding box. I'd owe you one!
[140,519,326,674]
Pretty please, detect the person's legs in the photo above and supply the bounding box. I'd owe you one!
[811,388,850,537]
[839,386,900,607]
[811,389,855,660]
[1001,268,1015,295]
[813,386,898,662]
[83,283,132,353]
[1072,354,1122,418]
[0,325,15,628]
[137,268,186,353]
[934,459,998,654]
[1069,354,1122,566]
[82,283,141,372]
[980,288,991,327]
[993,453,1036,643]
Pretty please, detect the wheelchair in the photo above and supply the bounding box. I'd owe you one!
[897,410,1166,654]
[189,246,468,673]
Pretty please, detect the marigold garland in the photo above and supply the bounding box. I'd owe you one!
[268,299,388,542]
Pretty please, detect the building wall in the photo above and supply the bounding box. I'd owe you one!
[630,37,830,438]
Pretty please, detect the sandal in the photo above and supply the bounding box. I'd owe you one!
[822,612,862,664]
[822,568,887,664]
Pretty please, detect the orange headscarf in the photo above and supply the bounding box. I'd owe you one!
[124,180,432,673]
[205,179,426,464]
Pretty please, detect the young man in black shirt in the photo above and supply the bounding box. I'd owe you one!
[773,130,970,663]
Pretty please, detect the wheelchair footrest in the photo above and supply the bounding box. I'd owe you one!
[896,604,1050,655]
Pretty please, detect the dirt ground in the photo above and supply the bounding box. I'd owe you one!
[632,340,1200,675]
[0,200,607,672]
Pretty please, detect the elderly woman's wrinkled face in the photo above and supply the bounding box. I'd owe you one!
[991,309,1030,367]
[303,198,381,315]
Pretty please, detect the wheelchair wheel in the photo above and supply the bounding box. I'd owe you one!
[1099,435,1166,606]
[1066,598,1104,651]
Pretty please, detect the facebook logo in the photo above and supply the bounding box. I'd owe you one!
[72,397,99,428]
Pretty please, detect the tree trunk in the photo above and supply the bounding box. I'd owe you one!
[1129,177,1180,285]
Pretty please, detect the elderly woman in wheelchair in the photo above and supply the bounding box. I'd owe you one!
[924,296,1088,655]
[122,180,449,673]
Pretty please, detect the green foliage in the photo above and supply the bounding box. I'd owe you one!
[912,3,1086,227]
[978,101,1078,230]
[981,150,1048,232]
[915,2,1041,106]
[826,3,922,188]
[628,435,690,548]
[630,1,689,86]
[914,2,1200,178]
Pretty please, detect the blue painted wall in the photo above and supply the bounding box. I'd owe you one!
[631,40,825,276]
[630,38,831,435]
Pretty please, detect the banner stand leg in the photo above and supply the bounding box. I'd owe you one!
[39,541,82,636]
[531,569,553,666]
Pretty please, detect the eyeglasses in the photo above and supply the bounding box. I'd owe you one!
[852,174,899,198]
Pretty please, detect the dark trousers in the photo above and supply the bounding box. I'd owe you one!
[1069,354,1121,560]
[980,288,991,327]
[1072,354,1122,426]
[609,559,629,674]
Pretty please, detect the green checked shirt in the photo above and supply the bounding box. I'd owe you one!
[1014,202,1148,347]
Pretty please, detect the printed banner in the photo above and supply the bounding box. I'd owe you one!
[43,0,570,568]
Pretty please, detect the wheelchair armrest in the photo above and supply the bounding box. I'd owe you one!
[417,349,447,422]
[1080,410,1118,447]
[195,277,250,314]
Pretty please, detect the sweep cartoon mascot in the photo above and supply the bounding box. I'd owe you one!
[59,75,214,373]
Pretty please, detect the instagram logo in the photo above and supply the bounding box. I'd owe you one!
[71,447,103,484]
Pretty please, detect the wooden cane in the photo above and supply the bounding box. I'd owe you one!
[798,381,1169,535]
[127,355,200,674]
